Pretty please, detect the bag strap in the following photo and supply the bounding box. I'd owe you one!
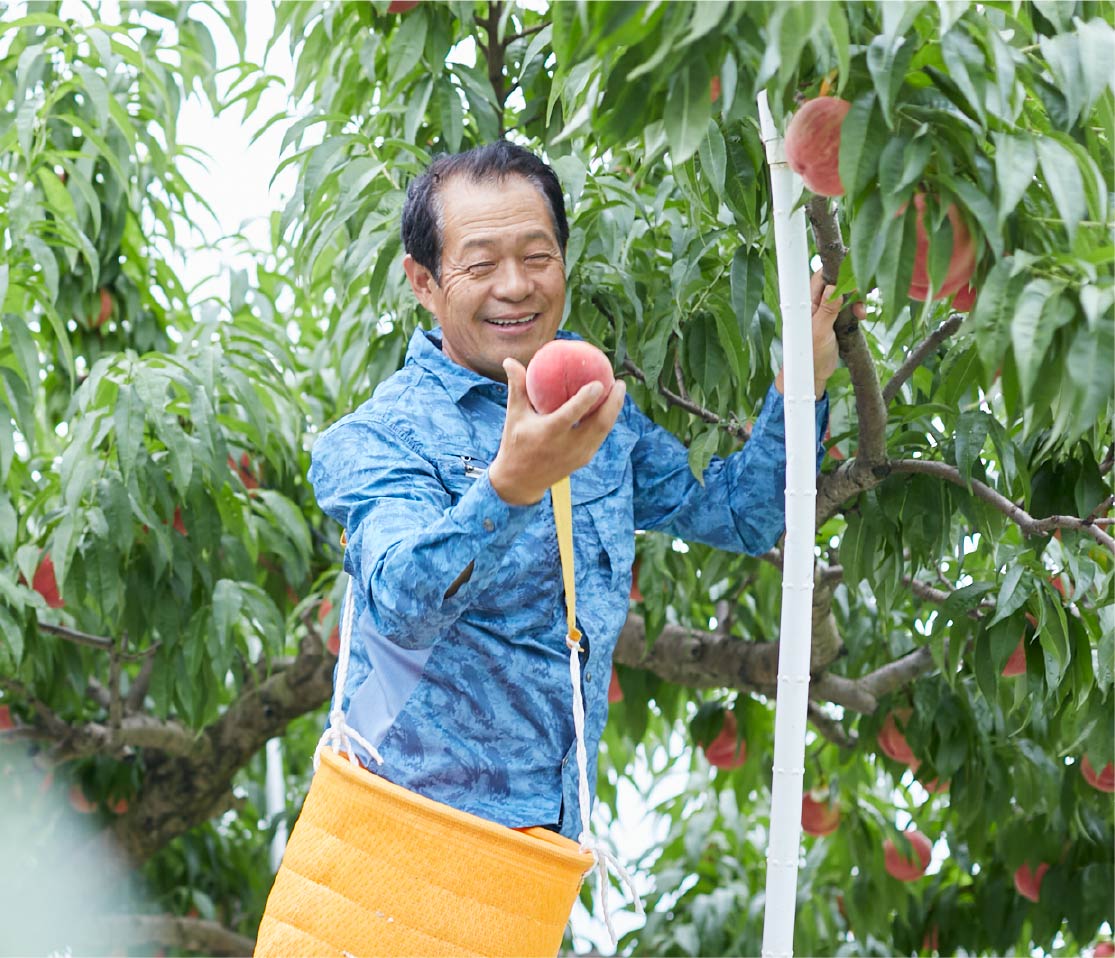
[313,567,384,772]
[551,476,643,945]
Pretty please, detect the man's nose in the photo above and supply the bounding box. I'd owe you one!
[492,259,531,300]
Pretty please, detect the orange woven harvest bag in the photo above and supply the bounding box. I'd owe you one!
[254,477,637,957]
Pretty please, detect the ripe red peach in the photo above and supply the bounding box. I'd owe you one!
[785,97,852,197]
[525,340,614,416]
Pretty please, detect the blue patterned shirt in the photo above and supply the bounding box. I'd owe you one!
[309,327,829,839]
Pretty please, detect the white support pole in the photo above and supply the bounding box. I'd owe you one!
[756,90,817,958]
[265,737,289,872]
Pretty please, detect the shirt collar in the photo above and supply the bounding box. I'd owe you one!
[405,326,580,404]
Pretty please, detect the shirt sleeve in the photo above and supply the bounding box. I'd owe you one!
[308,416,541,650]
[629,384,830,554]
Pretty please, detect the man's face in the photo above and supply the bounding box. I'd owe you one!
[403,174,566,382]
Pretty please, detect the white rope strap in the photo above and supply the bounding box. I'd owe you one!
[313,576,384,772]
[565,632,645,947]
[553,476,644,947]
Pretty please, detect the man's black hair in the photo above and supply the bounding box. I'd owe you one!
[401,140,569,283]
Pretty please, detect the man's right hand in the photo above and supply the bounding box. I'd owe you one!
[488,357,626,506]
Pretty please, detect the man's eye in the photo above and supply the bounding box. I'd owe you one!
[468,262,496,275]
[525,254,552,266]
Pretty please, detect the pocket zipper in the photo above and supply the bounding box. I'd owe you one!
[461,455,485,479]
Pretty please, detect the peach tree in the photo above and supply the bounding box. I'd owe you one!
[1,1,1112,955]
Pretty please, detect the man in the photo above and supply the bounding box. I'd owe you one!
[309,140,846,839]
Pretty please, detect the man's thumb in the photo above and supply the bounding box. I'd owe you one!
[503,357,530,410]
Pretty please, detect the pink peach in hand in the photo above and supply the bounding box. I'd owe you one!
[525,340,614,415]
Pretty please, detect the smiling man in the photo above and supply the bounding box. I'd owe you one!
[308,139,846,838]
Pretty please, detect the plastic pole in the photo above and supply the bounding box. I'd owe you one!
[265,737,289,872]
[756,89,817,958]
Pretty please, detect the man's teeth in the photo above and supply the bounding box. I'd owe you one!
[489,315,534,326]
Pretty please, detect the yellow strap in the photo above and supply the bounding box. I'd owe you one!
[551,476,581,648]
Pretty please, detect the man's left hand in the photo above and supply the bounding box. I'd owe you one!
[775,269,866,399]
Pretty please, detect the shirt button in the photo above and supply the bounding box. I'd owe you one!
[585,672,592,682]
[483,518,494,532]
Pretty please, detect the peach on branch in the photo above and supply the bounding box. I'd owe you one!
[951,284,977,312]
[907,194,977,302]
[877,710,917,766]
[1081,755,1115,793]
[702,711,747,769]
[784,97,851,197]
[1002,639,1028,677]
[883,830,932,881]
[607,667,623,705]
[1013,861,1050,902]
[318,599,341,656]
[32,553,64,609]
[525,340,614,416]
[801,792,841,836]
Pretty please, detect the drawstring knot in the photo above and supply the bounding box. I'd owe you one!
[313,589,385,772]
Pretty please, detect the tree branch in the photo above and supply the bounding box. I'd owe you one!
[881,313,964,404]
[506,21,547,44]
[36,621,114,652]
[890,458,1115,552]
[612,614,779,693]
[35,621,155,662]
[808,702,856,749]
[859,647,936,702]
[807,197,888,466]
[620,358,751,441]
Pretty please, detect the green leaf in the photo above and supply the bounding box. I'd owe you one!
[850,191,887,289]
[664,62,712,165]
[940,24,988,125]
[1037,586,1071,690]
[953,409,990,488]
[435,80,463,153]
[729,246,763,344]
[989,564,1027,627]
[211,578,243,649]
[837,93,884,199]
[1036,137,1085,243]
[866,34,913,128]
[114,383,144,482]
[686,427,720,484]
[697,120,726,199]
[1009,278,1058,402]
[387,11,428,90]
[839,506,878,588]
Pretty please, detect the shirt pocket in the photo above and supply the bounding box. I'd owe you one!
[433,452,489,502]
[571,430,637,586]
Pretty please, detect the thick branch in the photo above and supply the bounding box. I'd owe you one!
[479,0,508,120]
[114,645,336,864]
[859,647,936,702]
[891,459,1115,552]
[882,313,964,404]
[807,197,888,466]
[613,614,779,693]
[816,458,892,525]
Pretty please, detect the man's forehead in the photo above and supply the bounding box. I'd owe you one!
[438,176,558,246]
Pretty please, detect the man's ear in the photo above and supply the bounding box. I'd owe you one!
[403,254,439,314]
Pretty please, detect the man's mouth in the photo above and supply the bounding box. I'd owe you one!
[487,314,537,327]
